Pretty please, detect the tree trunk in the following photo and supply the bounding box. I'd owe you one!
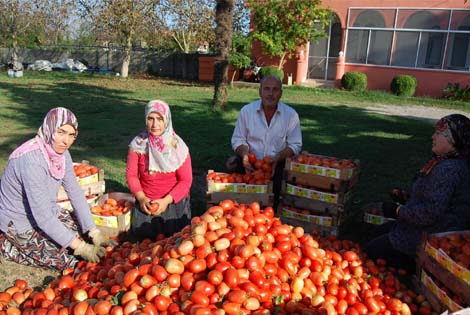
[212,0,234,109]
[121,36,133,78]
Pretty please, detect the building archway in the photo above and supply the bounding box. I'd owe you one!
[307,13,341,81]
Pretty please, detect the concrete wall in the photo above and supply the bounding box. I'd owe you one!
[0,47,200,80]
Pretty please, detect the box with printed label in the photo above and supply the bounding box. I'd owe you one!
[424,231,470,284]
[57,194,100,211]
[286,152,359,181]
[285,183,351,205]
[279,207,334,227]
[92,193,135,237]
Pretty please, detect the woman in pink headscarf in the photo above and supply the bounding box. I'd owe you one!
[127,100,192,240]
[0,107,113,271]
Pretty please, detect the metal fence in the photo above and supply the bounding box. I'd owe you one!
[0,46,200,80]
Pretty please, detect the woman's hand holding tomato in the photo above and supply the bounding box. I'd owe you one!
[149,195,173,216]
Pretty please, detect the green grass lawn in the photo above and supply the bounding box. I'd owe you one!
[1,71,469,242]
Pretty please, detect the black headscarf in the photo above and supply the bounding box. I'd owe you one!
[420,114,470,176]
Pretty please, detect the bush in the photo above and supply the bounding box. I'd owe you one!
[390,75,417,97]
[442,83,470,102]
[341,72,367,91]
[258,66,284,82]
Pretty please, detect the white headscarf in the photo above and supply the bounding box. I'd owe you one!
[129,100,189,173]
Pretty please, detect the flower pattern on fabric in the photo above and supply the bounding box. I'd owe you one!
[0,209,80,270]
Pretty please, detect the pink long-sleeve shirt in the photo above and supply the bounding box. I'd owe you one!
[126,149,192,203]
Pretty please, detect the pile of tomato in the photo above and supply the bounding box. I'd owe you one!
[293,154,356,170]
[73,164,99,179]
[0,200,435,315]
[207,155,273,185]
[427,233,470,269]
[90,198,134,217]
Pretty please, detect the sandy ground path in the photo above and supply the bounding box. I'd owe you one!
[364,104,470,122]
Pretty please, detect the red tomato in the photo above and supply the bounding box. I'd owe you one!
[188,259,207,274]
[123,269,140,288]
[93,301,112,315]
[153,296,171,312]
[14,279,28,290]
[165,258,184,274]
[194,280,215,296]
[139,275,157,289]
[190,291,210,307]
[223,268,240,289]
[181,273,195,291]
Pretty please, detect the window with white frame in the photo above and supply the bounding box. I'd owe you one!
[345,8,470,72]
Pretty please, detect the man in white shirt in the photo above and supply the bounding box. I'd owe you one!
[227,75,302,206]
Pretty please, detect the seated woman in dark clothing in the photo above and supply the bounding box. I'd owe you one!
[365,114,470,271]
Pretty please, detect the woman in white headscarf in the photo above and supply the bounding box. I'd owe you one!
[127,100,192,240]
[0,107,112,270]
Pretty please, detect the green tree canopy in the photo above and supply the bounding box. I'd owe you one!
[247,0,330,68]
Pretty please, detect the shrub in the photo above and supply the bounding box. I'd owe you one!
[341,72,367,91]
[258,66,284,82]
[442,83,470,102]
[390,75,417,97]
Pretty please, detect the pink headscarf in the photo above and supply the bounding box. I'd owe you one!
[9,107,78,180]
[129,100,189,173]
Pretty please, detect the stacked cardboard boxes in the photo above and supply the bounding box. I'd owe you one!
[56,161,105,210]
[279,152,359,236]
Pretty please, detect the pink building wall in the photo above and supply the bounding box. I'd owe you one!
[251,0,470,97]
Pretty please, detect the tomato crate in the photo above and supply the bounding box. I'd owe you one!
[73,161,102,185]
[416,235,470,311]
[280,192,347,215]
[92,192,135,237]
[207,170,271,194]
[206,192,274,207]
[414,268,466,313]
[279,215,340,237]
[278,206,336,227]
[57,162,105,201]
[422,231,470,284]
[206,170,273,207]
[56,194,100,211]
[284,182,353,206]
[286,152,359,180]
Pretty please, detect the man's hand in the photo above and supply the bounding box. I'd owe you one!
[242,154,254,173]
[89,229,117,247]
[73,240,105,263]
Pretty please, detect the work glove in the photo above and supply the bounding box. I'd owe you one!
[382,202,399,219]
[89,229,117,247]
[73,240,106,263]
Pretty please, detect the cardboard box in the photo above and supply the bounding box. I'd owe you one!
[207,170,270,194]
[92,192,135,237]
[279,215,339,237]
[57,163,105,201]
[206,170,273,207]
[57,194,99,211]
[286,153,359,180]
[424,231,470,284]
[421,270,464,313]
[285,183,351,205]
[279,206,334,227]
[280,192,346,214]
